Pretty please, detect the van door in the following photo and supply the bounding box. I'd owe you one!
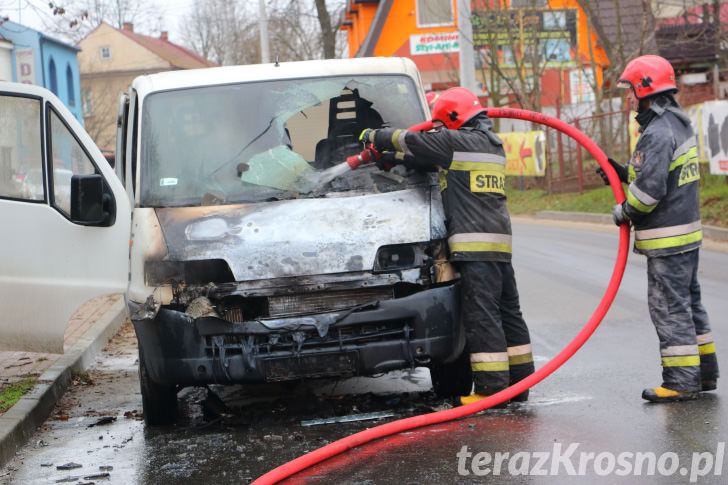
[0,83,131,354]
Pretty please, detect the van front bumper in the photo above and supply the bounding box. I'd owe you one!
[131,283,460,387]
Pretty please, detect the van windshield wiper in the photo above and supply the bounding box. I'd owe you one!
[209,116,277,179]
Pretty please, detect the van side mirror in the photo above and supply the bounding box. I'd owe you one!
[71,174,114,225]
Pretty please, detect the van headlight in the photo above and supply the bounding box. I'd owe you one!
[373,244,422,272]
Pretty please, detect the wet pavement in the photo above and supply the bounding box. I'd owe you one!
[2,220,727,484]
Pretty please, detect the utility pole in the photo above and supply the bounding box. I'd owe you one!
[458,0,476,91]
[258,0,270,63]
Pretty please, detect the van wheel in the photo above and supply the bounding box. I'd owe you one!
[138,347,178,425]
[429,349,472,398]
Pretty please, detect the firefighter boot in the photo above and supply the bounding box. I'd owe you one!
[641,386,699,403]
[701,379,717,392]
[459,393,508,408]
[510,389,529,402]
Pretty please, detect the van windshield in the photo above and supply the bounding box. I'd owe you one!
[140,75,427,207]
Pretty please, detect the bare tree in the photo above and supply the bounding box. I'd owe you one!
[80,86,118,149]
[575,0,657,98]
[32,0,162,42]
[258,0,346,61]
[314,0,336,59]
[180,0,258,65]
[180,0,346,65]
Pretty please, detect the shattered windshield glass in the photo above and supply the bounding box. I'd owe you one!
[140,75,427,207]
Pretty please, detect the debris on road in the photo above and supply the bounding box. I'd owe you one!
[56,462,82,470]
[84,472,111,480]
[87,416,116,427]
[55,476,80,483]
[123,409,142,420]
[300,410,396,427]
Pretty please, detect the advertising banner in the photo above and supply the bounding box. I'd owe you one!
[700,100,728,175]
[684,103,708,162]
[14,48,35,84]
[498,131,546,176]
[409,33,459,56]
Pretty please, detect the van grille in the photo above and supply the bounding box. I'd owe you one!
[267,287,393,317]
[205,318,411,356]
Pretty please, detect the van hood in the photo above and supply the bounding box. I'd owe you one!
[155,188,434,282]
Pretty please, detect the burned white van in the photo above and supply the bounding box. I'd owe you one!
[1,58,468,426]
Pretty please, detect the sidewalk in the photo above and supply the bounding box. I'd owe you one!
[0,294,127,466]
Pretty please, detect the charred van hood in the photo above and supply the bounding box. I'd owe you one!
[155,189,433,282]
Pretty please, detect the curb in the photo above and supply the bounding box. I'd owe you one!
[533,211,728,242]
[0,298,127,467]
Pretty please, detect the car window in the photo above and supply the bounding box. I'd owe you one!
[0,95,44,202]
[140,74,427,207]
[49,109,96,215]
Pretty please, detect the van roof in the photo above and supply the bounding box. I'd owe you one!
[131,57,422,96]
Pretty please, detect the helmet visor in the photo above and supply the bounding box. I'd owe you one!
[617,79,632,90]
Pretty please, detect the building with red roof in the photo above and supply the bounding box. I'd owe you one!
[77,22,217,150]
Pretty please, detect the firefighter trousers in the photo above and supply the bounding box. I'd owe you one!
[457,260,535,394]
[647,249,719,392]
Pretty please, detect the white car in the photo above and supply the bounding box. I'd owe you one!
[1,58,468,426]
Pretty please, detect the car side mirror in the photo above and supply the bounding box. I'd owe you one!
[71,174,113,225]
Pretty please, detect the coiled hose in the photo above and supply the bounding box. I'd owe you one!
[252,108,630,484]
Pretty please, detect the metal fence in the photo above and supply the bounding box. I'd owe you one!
[549,108,632,193]
[504,106,631,194]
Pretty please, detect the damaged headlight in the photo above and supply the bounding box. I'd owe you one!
[373,244,422,272]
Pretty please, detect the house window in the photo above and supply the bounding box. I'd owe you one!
[82,88,93,117]
[100,46,111,60]
[66,64,75,106]
[416,0,454,28]
[49,58,58,95]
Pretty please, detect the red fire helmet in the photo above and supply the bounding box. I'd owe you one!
[618,55,677,99]
[425,91,440,109]
[430,87,485,130]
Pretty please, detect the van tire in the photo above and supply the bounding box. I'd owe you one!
[429,349,472,398]
[138,347,178,425]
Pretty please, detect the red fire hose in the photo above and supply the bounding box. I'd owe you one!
[253,108,630,485]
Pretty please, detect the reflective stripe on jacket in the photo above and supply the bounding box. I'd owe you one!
[624,100,702,257]
[372,114,512,262]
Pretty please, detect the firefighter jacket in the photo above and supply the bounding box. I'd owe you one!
[371,113,512,263]
[623,95,702,257]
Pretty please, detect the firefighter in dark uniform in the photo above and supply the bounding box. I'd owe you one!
[599,55,719,402]
[361,87,535,405]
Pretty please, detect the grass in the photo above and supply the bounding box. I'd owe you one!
[71,368,93,385]
[506,172,728,229]
[0,377,37,413]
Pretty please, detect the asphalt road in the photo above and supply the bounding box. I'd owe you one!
[2,219,727,484]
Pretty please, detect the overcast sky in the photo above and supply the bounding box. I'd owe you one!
[1,0,195,44]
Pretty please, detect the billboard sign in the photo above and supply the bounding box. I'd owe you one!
[14,48,35,84]
[409,32,459,56]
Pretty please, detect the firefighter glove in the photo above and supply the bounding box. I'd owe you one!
[596,158,628,185]
[376,152,402,172]
[612,202,630,226]
[359,128,376,144]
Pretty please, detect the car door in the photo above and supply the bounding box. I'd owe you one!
[0,82,131,354]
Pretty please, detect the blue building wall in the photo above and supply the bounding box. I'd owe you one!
[0,21,83,124]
